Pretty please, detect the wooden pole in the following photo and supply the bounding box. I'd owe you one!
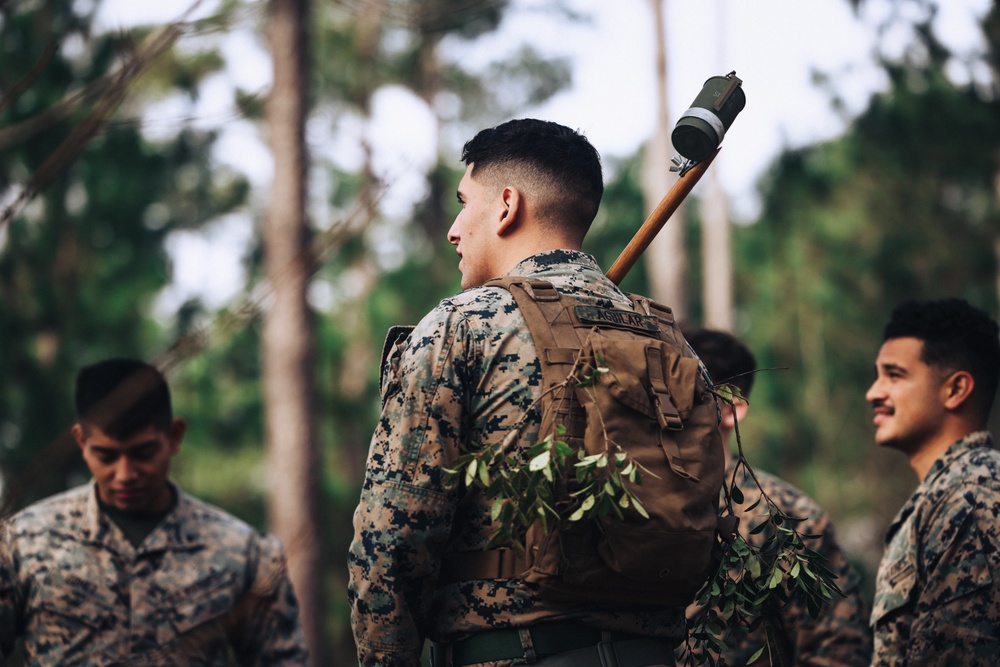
[606,147,720,285]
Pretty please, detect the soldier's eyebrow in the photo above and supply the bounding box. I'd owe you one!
[89,444,121,458]
[878,362,907,375]
[88,440,159,456]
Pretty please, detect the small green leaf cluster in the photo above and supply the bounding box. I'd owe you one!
[443,361,651,553]
[682,483,844,665]
[444,420,651,553]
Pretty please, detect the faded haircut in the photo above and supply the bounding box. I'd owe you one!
[461,118,603,238]
[884,298,1000,421]
[75,358,173,438]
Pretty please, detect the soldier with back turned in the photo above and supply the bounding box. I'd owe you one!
[348,118,719,667]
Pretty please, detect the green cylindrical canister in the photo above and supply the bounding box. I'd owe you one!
[671,71,746,162]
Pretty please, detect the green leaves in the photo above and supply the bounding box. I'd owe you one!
[445,425,653,552]
[679,386,847,667]
[681,465,847,666]
[443,361,656,553]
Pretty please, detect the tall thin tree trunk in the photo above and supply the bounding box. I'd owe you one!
[643,0,688,316]
[263,0,328,663]
[701,169,733,330]
[700,0,734,331]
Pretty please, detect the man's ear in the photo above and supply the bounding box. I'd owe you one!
[167,417,187,456]
[496,186,522,237]
[942,370,975,411]
[72,423,86,451]
[720,400,750,431]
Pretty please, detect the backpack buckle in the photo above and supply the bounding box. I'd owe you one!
[652,391,684,430]
[521,281,561,302]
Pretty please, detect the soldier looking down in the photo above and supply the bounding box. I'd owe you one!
[0,358,309,666]
[867,299,1000,665]
[348,118,722,667]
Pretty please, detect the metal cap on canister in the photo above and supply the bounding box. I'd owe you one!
[671,71,746,162]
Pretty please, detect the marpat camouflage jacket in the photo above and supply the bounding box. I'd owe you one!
[871,431,1000,666]
[680,460,872,666]
[348,250,688,667]
[0,481,308,666]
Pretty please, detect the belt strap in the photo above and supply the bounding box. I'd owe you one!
[441,623,649,666]
[439,547,528,583]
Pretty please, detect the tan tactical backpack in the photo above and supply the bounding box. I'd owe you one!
[445,277,726,607]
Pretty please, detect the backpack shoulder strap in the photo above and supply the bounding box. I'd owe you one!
[486,277,582,354]
[438,278,586,584]
[485,277,589,435]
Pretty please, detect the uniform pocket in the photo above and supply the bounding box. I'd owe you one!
[871,560,916,624]
[31,580,117,654]
[35,590,115,629]
[169,571,238,635]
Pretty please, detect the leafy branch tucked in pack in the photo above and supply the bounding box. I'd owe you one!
[444,360,653,553]
[445,344,844,666]
[679,387,846,667]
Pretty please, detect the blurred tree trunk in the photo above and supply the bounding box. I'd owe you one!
[700,0,733,331]
[262,0,328,662]
[701,169,733,330]
[643,0,688,316]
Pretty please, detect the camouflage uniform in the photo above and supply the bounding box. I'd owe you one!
[348,249,687,667]
[0,481,309,666]
[871,431,1000,666]
[680,461,872,666]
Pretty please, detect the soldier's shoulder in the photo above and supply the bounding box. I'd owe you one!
[176,491,259,542]
[6,484,90,529]
[414,286,520,335]
[442,285,517,314]
[940,444,1000,491]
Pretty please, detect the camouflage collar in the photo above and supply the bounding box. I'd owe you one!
[922,431,993,484]
[505,249,601,277]
[83,480,206,553]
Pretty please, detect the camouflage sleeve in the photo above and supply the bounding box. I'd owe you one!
[230,533,309,666]
[348,303,472,667]
[0,524,18,658]
[900,489,1000,665]
[781,510,872,667]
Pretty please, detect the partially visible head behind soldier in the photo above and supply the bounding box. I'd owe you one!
[685,328,757,399]
[881,298,1000,425]
[75,358,173,439]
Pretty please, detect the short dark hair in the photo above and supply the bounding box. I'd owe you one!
[461,118,603,235]
[884,298,1000,420]
[75,358,173,438]
[686,328,757,398]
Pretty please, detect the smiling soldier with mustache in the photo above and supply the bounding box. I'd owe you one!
[866,299,1000,667]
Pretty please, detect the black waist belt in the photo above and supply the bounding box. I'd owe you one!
[440,622,653,665]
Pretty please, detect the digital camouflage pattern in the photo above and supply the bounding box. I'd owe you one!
[0,482,308,666]
[679,461,872,666]
[871,431,1000,666]
[348,250,688,667]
